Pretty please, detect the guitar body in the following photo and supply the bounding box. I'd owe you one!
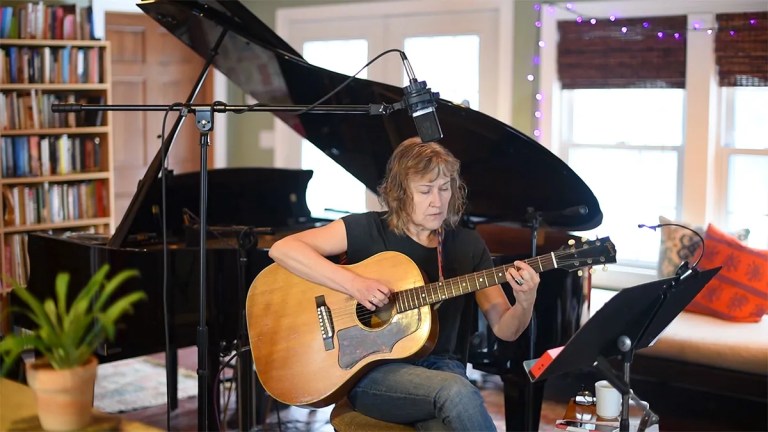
[245,236,618,408]
[246,251,437,408]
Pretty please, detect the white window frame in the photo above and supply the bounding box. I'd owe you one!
[273,0,513,213]
[540,0,766,289]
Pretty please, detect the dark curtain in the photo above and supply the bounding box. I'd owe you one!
[715,11,768,87]
[557,16,687,89]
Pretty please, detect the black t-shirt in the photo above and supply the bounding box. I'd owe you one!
[342,211,494,360]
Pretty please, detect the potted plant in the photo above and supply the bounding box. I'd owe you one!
[0,264,146,431]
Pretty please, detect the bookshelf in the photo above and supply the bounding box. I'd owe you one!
[0,35,113,292]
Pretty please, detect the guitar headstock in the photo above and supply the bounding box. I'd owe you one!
[557,236,617,271]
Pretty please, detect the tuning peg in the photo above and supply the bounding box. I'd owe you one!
[581,236,588,243]
[589,267,596,274]
[577,269,583,277]
[603,265,608,272]
[568,239,576,246]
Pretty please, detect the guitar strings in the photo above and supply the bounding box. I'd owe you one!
[332,246,606,322]
[344,249,602,322]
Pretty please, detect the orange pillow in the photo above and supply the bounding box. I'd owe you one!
[685,224,768,322]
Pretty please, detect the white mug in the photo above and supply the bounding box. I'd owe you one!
[595,380,622,418]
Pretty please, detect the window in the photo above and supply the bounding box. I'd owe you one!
[540,1,767,288]
[402,35,480,109]
[563,88,684,266]
[716,11,768,248]
[720,87,768,247]
[275,0,508,217]
[301,40,370,215]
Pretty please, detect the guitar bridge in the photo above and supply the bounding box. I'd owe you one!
[316,295,335,351]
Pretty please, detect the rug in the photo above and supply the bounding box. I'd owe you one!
[94,356,198,413]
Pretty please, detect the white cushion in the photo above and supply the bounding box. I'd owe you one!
[589,289,768,375]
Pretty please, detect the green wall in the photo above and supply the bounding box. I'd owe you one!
[226,0,545,167]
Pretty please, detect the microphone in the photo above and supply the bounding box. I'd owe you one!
[399,52,443,143]
[638,222,705,274]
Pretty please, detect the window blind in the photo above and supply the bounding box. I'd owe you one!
[557,16,687,89]
[715,11,768,87]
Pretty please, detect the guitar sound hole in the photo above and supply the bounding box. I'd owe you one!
[355,302,394,329]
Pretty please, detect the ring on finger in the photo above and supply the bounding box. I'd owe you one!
[514,277,524,286]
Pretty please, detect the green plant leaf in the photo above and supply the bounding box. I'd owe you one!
[65,265,109,326]
[55,277,68,326]
[94,269,140,312]
[10,287,57,339]
[100,291,147,340]
[43,299,61,334]
[0,265,144,373]
[0,334,49,375]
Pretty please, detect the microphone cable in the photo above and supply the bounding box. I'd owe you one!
[293,48,405,116]
[159,102,186,431]
[638,222,705,269]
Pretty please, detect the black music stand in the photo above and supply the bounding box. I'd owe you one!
[524,266,720,432]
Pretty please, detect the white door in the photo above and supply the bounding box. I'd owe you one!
[275,0,510,216]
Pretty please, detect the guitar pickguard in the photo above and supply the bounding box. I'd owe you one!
[337,309,421,369]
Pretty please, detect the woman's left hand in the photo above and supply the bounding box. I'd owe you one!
[505,261,540,310]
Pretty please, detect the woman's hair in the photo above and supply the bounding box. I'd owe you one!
[378,136,467,235]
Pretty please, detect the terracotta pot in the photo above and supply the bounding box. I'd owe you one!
[25,356,98,431]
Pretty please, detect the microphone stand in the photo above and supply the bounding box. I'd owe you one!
[523,207,542,432]
[592,263,697,432]
[523,204,588,431]
[52,99,404,431]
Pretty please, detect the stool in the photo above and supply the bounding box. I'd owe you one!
[330,398,416,431]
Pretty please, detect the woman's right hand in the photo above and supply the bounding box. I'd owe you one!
[349,276,392,311]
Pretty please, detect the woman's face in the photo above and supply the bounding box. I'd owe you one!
[407,169,452,233]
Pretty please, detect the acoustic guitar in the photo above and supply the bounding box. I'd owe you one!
[246,236,616,408]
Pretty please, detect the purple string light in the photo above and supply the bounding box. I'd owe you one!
[554,2,761,37]
[538,5,763,141]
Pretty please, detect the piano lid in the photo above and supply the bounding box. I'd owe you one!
[134,0,602,231]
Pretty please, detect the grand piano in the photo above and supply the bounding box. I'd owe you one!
[26,1,603,431]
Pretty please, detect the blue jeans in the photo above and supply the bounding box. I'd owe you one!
[348,355,496,431]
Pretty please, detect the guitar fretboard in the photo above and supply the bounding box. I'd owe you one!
[394,253,558,312]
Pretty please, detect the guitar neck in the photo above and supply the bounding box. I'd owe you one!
[394,253,558,312]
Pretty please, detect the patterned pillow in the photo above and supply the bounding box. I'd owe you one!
[685,224,768,322]
[657,216,750,278]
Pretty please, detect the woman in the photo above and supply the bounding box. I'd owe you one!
[268,137,540,430]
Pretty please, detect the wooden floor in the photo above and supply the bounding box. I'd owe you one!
[120,375,567,432]
[117,347,762,431]
[118,347,568,431]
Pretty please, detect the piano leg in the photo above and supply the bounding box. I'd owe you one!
[168,348,178,411]
[236,238,255,430]
[237,341,255,429]
[201,346,219,431]
[501,375,544,431]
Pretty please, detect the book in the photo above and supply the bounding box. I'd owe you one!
[555,419,619,432]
